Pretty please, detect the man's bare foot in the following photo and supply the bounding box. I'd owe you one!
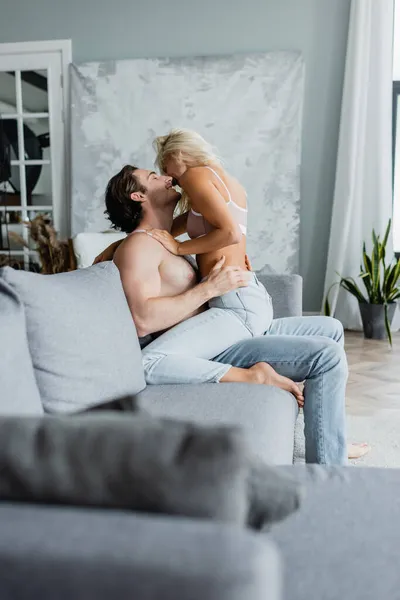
[348,442,370,460]
[248,363,304,407]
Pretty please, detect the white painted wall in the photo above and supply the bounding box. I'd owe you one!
[0,0,352,311]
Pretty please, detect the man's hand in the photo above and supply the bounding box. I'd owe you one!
[245,254,253,271]
[147,229,180,255]
[205,256,250,298]
[93,240,122,265]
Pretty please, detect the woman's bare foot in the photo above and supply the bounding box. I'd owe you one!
[348,442,370,460]
[248,363,304,408]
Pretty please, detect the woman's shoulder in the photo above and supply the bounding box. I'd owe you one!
[182,165,222,188]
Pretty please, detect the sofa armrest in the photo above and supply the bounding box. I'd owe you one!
[256,273,303,318]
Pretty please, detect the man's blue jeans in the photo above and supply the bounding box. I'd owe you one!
[214,316,348,465]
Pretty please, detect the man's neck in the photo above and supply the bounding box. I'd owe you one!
[138,205,175,233]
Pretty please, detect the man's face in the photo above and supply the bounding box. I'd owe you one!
[134,169,180,208]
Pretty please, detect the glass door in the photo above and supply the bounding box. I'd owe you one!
[0,51,66,270]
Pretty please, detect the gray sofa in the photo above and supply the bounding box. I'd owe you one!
[1,263,400,600]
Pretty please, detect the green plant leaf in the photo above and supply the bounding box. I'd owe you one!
[360,272,372,298]
[324,296,331,316]
[382,218,392,251]
[383,264,392,293]
[384,304,393,347]
[363,247,372,277]
[394,259,400,286]
[385,261,400,298]
[340,278,368,303]
[371,239,381,298]
[323,281,340,316]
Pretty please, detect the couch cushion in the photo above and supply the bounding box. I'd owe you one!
[0,413,249,525]
[254,273,303,319]
[1,263,145,413]
[270,465,400,600]
[0,505,281,600]
[72,232,126,268]
[137,383,298,465]
[0,412,303,530]
[0,276,43,416]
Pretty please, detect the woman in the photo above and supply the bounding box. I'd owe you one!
[137,130,301,392]
[151,129,272,331]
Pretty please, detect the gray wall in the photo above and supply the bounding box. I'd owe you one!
[0,0,351,311]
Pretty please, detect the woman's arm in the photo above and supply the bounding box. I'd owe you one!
[150,169,241,256]
[171,211,189,237]
[176,169,241,255]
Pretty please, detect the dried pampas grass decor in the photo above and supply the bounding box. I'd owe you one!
[7,215,72,274]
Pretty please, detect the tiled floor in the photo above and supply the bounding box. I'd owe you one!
[345,331,400,417]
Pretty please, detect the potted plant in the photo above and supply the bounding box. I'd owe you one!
[324,219,400,345]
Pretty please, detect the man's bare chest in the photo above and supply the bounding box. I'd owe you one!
[159,252,197,291]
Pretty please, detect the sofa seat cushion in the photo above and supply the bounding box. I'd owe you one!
[136,383,298,465]
[0,275,43,416]
[0,504,281,600]
[270,465,400,600]
[2,263,145,413]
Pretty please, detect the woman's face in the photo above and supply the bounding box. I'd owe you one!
[163,154,187,180]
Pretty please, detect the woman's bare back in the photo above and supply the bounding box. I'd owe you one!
[193,166,248,277]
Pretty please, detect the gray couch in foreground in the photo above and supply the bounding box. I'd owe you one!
[1,263,400,600]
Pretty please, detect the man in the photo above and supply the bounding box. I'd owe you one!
[97,164,366,465]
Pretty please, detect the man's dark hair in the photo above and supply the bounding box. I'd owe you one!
[104,165,146,233]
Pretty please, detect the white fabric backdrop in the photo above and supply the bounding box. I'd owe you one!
[323,0,399,330]
[70,52,304,274]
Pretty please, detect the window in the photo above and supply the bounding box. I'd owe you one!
[0,41,71,269]
[393,1,400,256]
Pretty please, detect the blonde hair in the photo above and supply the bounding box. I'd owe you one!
[153,128,221,213]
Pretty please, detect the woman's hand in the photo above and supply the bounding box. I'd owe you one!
[148,229,180,255]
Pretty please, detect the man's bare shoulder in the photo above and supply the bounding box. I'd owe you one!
[114,232,163,269]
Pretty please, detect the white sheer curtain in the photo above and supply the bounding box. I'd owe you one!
[323,0,398,330]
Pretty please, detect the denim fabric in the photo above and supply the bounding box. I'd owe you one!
[142,274,273,385]
[208,273,273,335]
[215,316,348,465]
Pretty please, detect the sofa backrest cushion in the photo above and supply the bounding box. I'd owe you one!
[0,276,43,416]
[1,263,145,414]
[72,232,126,269]
[0,411,303,529]
[0,413,249,525]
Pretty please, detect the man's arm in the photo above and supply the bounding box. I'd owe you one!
[114,235,249,337]
[93,239,124,264]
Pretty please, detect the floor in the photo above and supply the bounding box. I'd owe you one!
[345,331,400,417]
[293,330,400,467]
